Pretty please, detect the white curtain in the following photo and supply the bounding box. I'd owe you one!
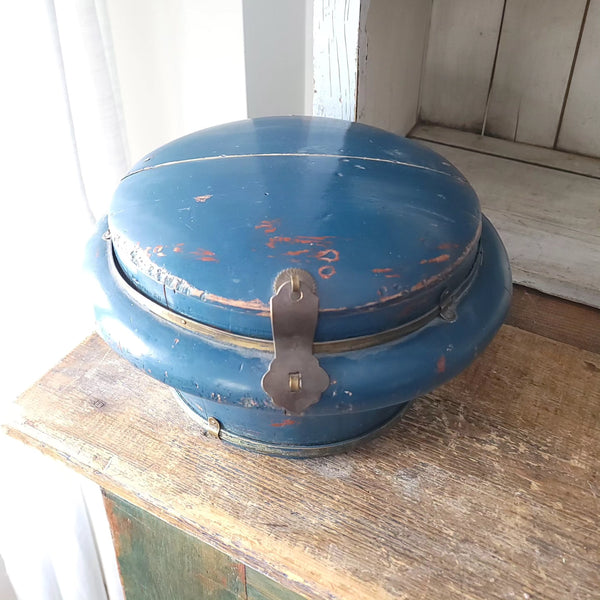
[1,0,128,596]
[1,0,313,596]
[1,0,248,597]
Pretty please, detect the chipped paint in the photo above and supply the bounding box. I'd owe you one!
[315,249,340,262]
[111,198,480,318]
[240,397,260,408]
[266,235,334,249]
[318,265,336,279]
[113,215,479,314]
[420,254,450,265]
[255,220,279,234]
[436,355,446,374]
[194,194,212,203]
[271,418,297,427]
[373,268,401,279]
[201,292,270,314]
[190,248,218,262]
[438,242,459,250]
[112,233,206,297]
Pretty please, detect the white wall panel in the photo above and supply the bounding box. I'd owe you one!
[485,0,587,147]
[420,0,504,132]
[357,0,432,135]
[557,0,600,158]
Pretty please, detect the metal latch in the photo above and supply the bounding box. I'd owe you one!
[261,269,329,414]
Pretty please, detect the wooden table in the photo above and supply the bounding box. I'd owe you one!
[4,290,600,599]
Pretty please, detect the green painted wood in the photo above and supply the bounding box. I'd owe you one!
[103,490,245,600]
[246,569,306,600]
[103,490,305,600]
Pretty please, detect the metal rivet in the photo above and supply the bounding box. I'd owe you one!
[207,417,221,439]
[290,272,302,302]
[439,289,458,323]
[289,372,302,392]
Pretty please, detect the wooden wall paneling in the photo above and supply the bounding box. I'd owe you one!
[356,0,432,135]
[312,0,361,120]
[557,0,600,158]
[419,0,505,132]
[485,0,587,148]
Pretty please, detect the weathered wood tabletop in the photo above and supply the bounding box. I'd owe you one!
[4,323,600,599]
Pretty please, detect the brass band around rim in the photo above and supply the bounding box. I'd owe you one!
[107,239,481,354]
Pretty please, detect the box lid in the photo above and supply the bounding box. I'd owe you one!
[108,117,481,342]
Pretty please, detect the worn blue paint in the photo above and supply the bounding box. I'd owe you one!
[85,117,511,455]
[109,116,480,340]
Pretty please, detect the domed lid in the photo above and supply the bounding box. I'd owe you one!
[108,117,481,342]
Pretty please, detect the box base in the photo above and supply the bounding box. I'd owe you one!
[174,389,412,458]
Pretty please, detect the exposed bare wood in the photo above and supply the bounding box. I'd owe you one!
[4,330,600,599]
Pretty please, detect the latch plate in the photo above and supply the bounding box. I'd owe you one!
[261,269,329,414]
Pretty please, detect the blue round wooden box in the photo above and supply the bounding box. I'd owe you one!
[85,116,511,457]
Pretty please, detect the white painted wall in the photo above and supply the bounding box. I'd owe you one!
[357,0,431,135]
[557,0,600,158]
[419,0,504,133]
[105,0,248,163]
[416,0,599,157]
[243,0,313,117]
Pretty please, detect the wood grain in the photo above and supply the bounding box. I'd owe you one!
[4,329,600,600]
[103,491,304,600]
[103,491,244,600]
[485,0,587,147]
[419,0,504,131]
[508,285,600,354]
[416,139,600,308]
[557,0,600,158]
[356,0,431,135]
[411,123,600,179]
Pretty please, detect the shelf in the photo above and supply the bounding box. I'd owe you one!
[410,124,600,308]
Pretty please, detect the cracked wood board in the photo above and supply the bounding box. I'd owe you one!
[4,328,600,600]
